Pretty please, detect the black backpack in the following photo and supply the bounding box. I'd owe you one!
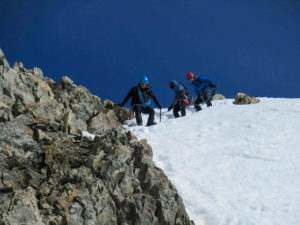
[183,85,194,105]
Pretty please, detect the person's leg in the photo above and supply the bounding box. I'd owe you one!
[173,102,180,118]
[180,100,187,117]
[202,92,212,107]
[193,96,203,111]
[133,105,143,126]
[144,106,155,126]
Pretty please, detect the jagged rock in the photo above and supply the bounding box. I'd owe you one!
[0,49,194,225]
[0,105,13,122]
[0,49,10,71]
[104,99,133,123]
[0,49,4,57]
[87,110,121,134]
[61,110,87,135]
[0,187,44,225]
[233,92,260,105]
[33,67,43,77]
[212,93,225,100]
[61,75,74,86]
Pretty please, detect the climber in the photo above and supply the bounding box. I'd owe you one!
[119,76,162,126]
[167,80,189,118]
[186,72,217,111]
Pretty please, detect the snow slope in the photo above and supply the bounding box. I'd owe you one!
[123,98,300,225]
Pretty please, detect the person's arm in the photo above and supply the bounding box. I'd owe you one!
[120,87,134,106]
[148,88,162,109]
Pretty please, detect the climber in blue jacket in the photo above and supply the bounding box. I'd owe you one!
[186,72,216,111]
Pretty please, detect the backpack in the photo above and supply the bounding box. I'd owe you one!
[183,85,194,105]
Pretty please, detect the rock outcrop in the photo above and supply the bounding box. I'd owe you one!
[212,94,225,101]
[233,92,260,105]
[0,49,194,225]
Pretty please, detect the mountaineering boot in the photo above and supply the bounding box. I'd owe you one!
[194,105,202,111]
[146,122,157,127]
[173,111,180,118]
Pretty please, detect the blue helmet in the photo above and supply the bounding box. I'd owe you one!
[140,76,149,84]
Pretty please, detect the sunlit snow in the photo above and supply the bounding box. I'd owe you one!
[123,98,300,225]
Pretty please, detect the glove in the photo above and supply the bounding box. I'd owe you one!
[167,105,172,112]
[157,104,162,109]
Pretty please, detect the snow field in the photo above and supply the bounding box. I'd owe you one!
[123,98,300,225]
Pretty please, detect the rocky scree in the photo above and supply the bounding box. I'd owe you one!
[0,49,194,225]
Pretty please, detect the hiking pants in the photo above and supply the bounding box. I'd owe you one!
[194,92,212,111]
[173,100,187,118]
[133,105,155,126]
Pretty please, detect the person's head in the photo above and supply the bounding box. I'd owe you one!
[168,80,178,89]
[140,76,149,88]
[186,72,195,82]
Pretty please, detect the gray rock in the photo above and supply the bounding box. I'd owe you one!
[61,75,74,86]
[212,93,226,100]
[0,49,194,225]
[233,92,260,105]
[87,110,122,134]
[0,105,13,122]
[1,187,44,225]
[0,48,10,70]
[33,67,43,77]
[0,48,4,57]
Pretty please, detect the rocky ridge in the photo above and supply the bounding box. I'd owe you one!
[0,49,194,225]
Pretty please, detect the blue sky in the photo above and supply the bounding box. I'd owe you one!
[1,0,299,106]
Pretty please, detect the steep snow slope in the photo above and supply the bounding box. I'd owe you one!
[124,98,300,225]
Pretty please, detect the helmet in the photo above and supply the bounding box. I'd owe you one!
[186,72,194,80]
[168,80,177,89]
[140,76,149,84]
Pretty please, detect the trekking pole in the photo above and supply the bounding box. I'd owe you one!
[160,108,161,122]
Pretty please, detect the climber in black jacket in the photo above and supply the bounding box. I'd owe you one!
[119,76,162,126]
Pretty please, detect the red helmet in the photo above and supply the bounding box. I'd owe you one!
[186,72,194,80]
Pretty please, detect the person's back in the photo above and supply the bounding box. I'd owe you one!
[192,76,213,95]
[173,83,185,99]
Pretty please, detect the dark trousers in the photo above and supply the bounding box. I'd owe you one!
[194,92,212,111]
[133,105,155,126]
[173,100,187,118]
